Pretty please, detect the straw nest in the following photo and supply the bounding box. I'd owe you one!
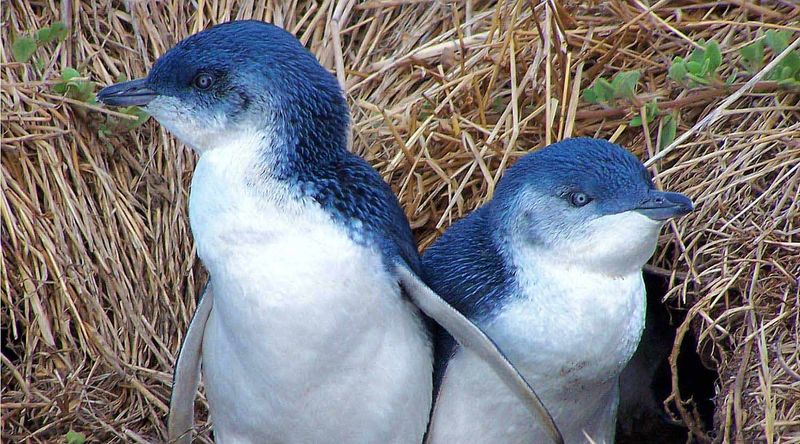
[2,1,798,442]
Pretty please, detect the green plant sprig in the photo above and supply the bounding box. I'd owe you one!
[64,430,86,444]
[582,70,641,106]
[53,68,95,103]
[583,69,678,148]
[50,68,150,135]
[11,21,68,63]
[670,33,800,88]
[580,32,799,150]
[762,30,799,86]
[668,40,723,87]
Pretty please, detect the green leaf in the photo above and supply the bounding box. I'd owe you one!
[12,36,37,63]
[65,430,86,444]
[53,68,95,102]
[631,101,659,128]
[767,66,780,80]
[705,40,722,73]
[595,78,615,103]
[659,115,677,149]
[50,22,69,42]
[609,72,624,92]
[122,106,150,129]
[73,82,95,102]
[491,96,504,113]
[98,123,111,138]
[740,40,765,72]
[75,80,93,95]
[778,78,800,87]
[778,51,800,79]
[35,27,53,43]
[686,60,704,75]
[700,58,711,77]
[61,67,81,82]
[687,73,710,86]
[582,88,599,104]
[645,100,659,122]
[765,30,790,54]
[669,58,688,82]
[611,70,640,99]
[688,44,705,66]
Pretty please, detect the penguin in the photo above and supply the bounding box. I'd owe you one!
[423,138,694,443]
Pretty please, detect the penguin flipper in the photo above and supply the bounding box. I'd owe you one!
[393,263,564,444]
[168,283,214,443]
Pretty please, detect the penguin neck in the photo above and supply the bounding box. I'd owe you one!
[264,93,351,184]
[187,125,349,274]
[189,119,349,202]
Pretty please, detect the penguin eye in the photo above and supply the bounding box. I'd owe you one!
[568,192,592,207]
[193,73,215,90]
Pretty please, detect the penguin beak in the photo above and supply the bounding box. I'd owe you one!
[97,78,156,107]
[634,191,694,221]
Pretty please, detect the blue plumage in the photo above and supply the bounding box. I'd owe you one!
[422,204,516,393]
[423,205,515,321]
[293,154,423,274]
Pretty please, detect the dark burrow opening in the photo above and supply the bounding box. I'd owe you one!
[616,270,718,443]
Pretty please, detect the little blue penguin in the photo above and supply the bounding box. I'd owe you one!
[423,138,694,444]
[97,20,559,444]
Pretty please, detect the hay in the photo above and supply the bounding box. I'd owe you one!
[2,1,798,442]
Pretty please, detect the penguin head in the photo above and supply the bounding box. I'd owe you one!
[97,20,349,155]
[491,138,693,275]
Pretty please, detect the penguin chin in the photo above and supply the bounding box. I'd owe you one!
[564,211,663,276]
[145,96,231,153]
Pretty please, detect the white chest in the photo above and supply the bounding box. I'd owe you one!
[492,263,646,385]
[429,259,646,444]
[189,147,432,443]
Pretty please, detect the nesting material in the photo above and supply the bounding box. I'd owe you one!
[2,1,798,442]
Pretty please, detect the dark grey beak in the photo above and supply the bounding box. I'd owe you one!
[97,78,156,107]
[635,191,694,221]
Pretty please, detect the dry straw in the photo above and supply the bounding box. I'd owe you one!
[2,1,798,442]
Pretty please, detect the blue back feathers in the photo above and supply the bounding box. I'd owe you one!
[422,204,516,392]
[422,205,515,322]
[295,154,423,275]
